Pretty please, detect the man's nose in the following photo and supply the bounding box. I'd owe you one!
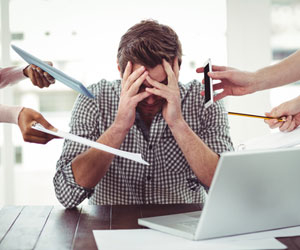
[145,95,156,105]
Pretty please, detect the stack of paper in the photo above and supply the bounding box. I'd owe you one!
[237,127,300,151]
[92,226,300,250]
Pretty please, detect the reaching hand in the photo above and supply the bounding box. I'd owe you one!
[196,65,256,102]
[264,96,300,132]
[18,108,59,144]
[24,62,55,88]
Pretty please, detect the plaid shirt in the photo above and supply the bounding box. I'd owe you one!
[54,79,234,208]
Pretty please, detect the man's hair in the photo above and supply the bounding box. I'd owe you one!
[117,20,182,74]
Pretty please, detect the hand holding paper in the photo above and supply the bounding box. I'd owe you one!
[32,123,149,165]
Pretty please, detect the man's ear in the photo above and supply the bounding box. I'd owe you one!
[117,60,122,78]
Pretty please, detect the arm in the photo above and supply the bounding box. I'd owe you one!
[54,63,150,208]
[0,64,54,89]
[146,59,233,187]
[256,50,300,90]
[168,119,219,186]
[0,105,57,144]
[0,66,25,88]
[195,50,300,101]
[71,63,150,189]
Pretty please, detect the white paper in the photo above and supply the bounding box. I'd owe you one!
[220,225,300,241]
[32,123,149,165]
[238,127,300,151]
[93,229,286,250]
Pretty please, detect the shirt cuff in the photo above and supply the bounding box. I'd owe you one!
[0,105,24,124]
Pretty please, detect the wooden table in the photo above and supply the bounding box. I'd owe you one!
[0,204,299,250]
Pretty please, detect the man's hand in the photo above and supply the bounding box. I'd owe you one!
[196,65,256,102]
[145,58,183,128]
[113,61,151,132]
[18,108,58,144]
[264,96,300,132]
[23,62,55,88]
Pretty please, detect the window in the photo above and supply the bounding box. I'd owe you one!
[270,0,300,108]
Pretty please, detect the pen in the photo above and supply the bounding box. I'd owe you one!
[224,112,286,122]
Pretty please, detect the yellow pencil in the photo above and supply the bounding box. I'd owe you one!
[225,112,286,122]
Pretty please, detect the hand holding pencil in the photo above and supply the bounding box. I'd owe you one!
[225,95,300,132]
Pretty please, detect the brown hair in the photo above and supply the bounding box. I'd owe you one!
[117,20,182,74]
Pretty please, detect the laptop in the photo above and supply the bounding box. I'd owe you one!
[138,147,300,240]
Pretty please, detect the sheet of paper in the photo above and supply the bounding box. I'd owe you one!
[219,225,300,241]
[32,123,149,165]
[93,229,286,250]
[238,127,300,151]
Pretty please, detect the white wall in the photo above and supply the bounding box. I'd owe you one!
[226,0,272,148]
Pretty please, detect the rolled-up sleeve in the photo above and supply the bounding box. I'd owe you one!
[200,99,234,154]
[54,84,100,208]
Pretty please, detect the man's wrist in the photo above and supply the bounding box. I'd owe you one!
[110,122,130,137]
[168,118,188,133]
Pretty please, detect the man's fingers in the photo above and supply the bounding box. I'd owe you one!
[127,71,148,96]
[162,59,176,86]
[146,75,167,90]
[173,57,179,79]
[125,66,145,91]
[132,91,152,104]
[122,61,132,89]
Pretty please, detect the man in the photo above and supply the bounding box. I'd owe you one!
[0,64,57,144]
[55,20,233,208]
[196,50,300,132]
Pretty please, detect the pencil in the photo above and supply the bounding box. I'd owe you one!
[225,112,286,122]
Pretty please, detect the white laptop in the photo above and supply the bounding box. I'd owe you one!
[138,147,300,240]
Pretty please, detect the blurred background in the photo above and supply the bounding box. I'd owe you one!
[0,0,299,205]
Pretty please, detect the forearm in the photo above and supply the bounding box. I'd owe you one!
[255,50,300,91]
[169,119,219,187]
[71,122,128,188]
[0,66,26,88]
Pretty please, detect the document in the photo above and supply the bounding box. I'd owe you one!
[238,127,300,151]
[92,229,286,250]
[32,123,149,165]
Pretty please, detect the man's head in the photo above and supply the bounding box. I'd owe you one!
[117,19,182,75]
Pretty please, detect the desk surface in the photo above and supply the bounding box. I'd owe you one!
[0,204,299,250]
